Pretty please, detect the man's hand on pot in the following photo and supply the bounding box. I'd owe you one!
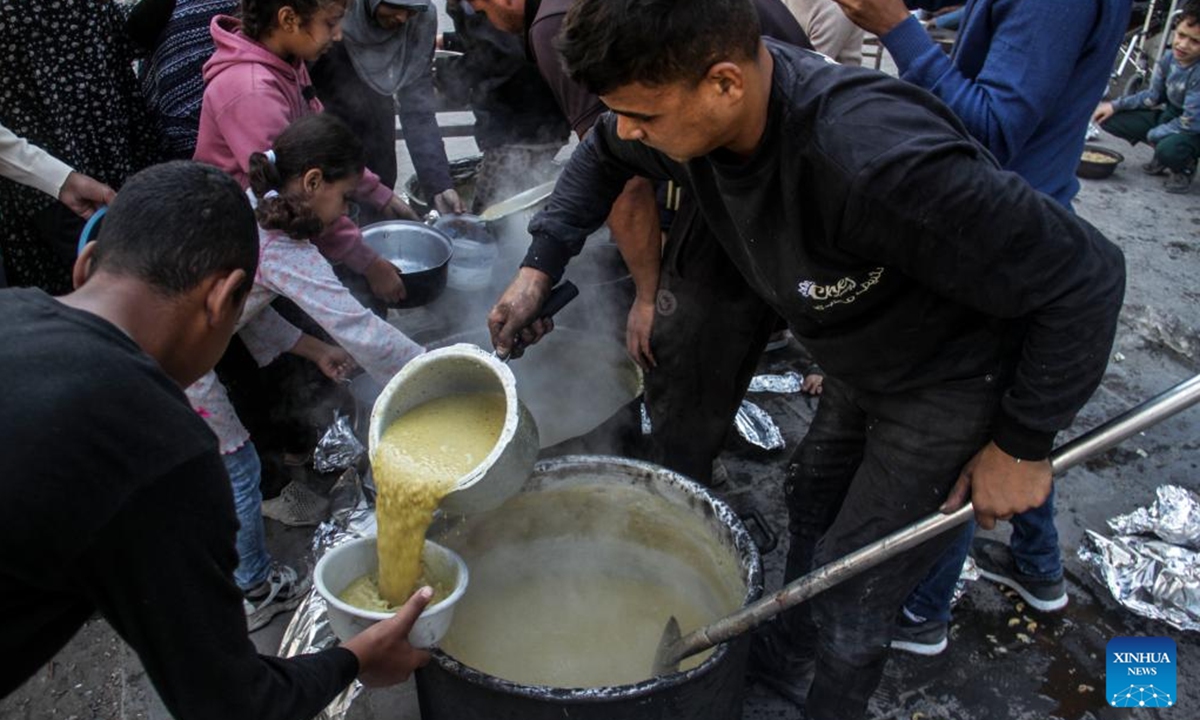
[433,188,465,215]
[365,256,407,304]
[625,297,657,370]
[342,586,433,687]
[381,192,420,221]
[940,441,1052,529]
[488,267,553,359]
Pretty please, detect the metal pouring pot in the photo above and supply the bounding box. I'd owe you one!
[368,344,540,515]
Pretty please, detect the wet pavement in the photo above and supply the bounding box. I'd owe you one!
[4,47,1198,720]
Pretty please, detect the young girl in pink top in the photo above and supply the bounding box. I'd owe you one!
[187,113,425,630]
[194,0,415,305]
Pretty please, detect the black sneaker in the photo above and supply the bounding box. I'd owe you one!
[1164,170,1193,194]
[971,538,1067,612]
[1142,158,1168,176]
[244,562,311,632]
[746,623,814,708]
[890,613,948,656]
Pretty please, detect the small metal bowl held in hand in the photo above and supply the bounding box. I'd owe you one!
[1077,144,1124,180]
[361,220,454,308]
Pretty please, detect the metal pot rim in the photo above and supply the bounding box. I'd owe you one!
[429,454,763,700]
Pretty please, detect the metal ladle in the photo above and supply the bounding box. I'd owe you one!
[653,373,1200,675]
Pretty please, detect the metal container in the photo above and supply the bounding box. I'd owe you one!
[1077,144,1124,179]
[419,455,762,720]
[361,220,453,308]
[430,213,499,292]
[403,155,483,216]
[368,344,539,515]
[429,328,642,448]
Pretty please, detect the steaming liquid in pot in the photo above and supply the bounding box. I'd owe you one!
[372,392,505,605]
[440,535,727,687]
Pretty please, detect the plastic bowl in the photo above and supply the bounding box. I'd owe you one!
[314,536,468,647]
[1077,144,1124,180]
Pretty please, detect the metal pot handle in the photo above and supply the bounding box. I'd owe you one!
[738,508,778,554]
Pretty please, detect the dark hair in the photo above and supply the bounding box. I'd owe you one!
[247,113,366,239]
[239,0,346,40]
[558,0,761,96]
[1181,1,1200,26]
[91,162,258,299]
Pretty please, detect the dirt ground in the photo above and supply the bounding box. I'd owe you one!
[3,47,1198,720]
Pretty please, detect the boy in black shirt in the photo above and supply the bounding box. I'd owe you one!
[486,0,1125,717]
[0,161,431,720]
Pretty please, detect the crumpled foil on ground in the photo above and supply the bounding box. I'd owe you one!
[735,399,785,450]
[640,400,652,436]
[278,468,377,720]
[313,413,365,474]
[747,371,805,394]
[1108,484,1200,549]
[1077,484,1200,632]
[951,556,981,607]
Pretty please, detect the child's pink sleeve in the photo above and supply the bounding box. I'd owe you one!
[313,216,381,275]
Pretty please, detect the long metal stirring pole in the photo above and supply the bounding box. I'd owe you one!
[664,373,1200,667]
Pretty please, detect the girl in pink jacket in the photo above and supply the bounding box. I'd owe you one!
[194,0,415,305]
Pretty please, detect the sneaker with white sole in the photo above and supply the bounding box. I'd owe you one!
[971,538,1067,612]
[890,612,948,656]
[244,562,311,632]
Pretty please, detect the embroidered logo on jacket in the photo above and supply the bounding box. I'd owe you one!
[797,267,885,310]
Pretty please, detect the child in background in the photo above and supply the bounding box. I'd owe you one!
[194,0,416,304]
[1094,0,1200,194]
[187,113,425,630]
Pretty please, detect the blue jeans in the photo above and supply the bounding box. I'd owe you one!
[904,488,1062,623]
[223,441,271,591]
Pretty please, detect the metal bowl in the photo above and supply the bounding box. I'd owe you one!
[361,220,454,308]
[1077,144,1124,180]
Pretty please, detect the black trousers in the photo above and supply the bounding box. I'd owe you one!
[780,373,1001,719]
[642,194,778,485]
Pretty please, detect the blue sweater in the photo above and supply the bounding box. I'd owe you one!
[883,0,1131,207]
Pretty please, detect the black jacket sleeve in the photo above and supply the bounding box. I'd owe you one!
[835,120,1125,459]
[523,114,678,281]
[398,23,454,197]
[75,452,358,720]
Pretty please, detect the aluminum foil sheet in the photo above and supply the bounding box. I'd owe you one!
[1078,530,1200,632]
[1077,484,1200,632]
[640,400,652,435]
[735,399,785,451]
[278,468,377,720]
[1108,484,1200,549]
[313,413,365,474]
[951,556,981,607]
[747,371,805,394]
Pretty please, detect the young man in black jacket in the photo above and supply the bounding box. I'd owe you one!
[0,161,431,720]
[486,0,1125,717]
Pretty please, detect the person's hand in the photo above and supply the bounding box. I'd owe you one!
[833,0,913,37]
[365,256,407,304]
[1092,102,1115,125]
[625,298,657,371]
[433,188,465,215]
[487,267,554,359]
[802,372,824,395]
[381,193,420,221]
[940,441,1052,530]
[342,586,434,687]
[290,335,356,381]
[59,171,115,219]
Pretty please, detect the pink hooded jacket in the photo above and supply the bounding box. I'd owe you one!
[194,16,392,273]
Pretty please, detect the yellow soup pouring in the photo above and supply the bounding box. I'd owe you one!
[370,392,506,606]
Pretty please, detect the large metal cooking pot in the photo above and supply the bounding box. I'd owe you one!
[361,220,453,308]
[429,327,642,448]
[419,455,762,720]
